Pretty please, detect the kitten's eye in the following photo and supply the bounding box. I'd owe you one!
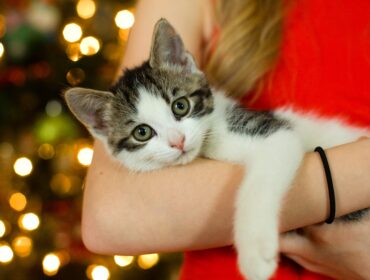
[132,124,154,142]
[172,97,190,117]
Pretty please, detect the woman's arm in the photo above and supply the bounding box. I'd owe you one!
[81,0,370,255]
[82,139,370,255]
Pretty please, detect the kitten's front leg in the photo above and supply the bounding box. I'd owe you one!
[235,131,303,280]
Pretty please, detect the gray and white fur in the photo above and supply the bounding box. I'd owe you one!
[64,19,370,280]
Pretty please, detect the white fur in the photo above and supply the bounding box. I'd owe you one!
[105,88,369,279]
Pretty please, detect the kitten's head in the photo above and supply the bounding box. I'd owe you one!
[64,19,214,171]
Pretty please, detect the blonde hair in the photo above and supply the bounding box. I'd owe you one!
[206,0,283,99]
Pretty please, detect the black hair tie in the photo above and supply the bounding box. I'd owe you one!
[314,146,336,224]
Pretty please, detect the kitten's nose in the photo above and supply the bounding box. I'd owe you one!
[169,135,185,151]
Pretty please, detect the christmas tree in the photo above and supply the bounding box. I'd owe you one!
[0,0,182,279]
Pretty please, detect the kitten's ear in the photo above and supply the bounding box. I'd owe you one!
[149,18,200,74]
[63,87,114,138]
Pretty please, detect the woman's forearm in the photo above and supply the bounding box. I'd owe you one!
[82,139,370,255]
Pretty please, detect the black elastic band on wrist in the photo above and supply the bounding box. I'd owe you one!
[314,146,336,224]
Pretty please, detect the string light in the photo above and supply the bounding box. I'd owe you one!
[77,147,93,166]
[12,236,33,257]
[114,255,134,267]
[66,68,85,86]
[0,243,14,264]
[137,253,159,270]
[76,0,96,19]
[38,143,55,159]
[63,23,83,43]
[0,42,4,58]
[87,265,110,280]
[42,253,61,276]
[115,10,135,29]
[18,213,40,231]
[80,36,100,56]
[0,220,6,238]
[66,43,82,62]
[13,157,33,176]
[45,100,62,117]
[9,192,27,212]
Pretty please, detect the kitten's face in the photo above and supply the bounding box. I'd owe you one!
[107,64,213,171]
[64,19,214,171]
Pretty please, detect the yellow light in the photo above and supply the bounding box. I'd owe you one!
[42,253,61,276]
[0,243,14,264]
[18,213,40,231]
[0,220,5,238]
[76,0,96,19]
[77,147,93,166]
[0,42,4,58]
[91,265,110,280]
[13,157,33,177]
[80,36,100,56]
[137,253,159,270]
[50,173,72,195]
[9,192,27,212]
[115,10,135,29]
[38,143,55,159]
[66,43,82,62]
[63,23,83,43]
[12,236,33,257]
[114,255,134,267]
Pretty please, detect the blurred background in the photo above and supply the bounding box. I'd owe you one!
[0,0,182,279]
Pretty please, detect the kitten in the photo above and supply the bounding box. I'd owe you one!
[64,19,369,280]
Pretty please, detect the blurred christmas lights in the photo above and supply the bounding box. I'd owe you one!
[115,10,135,29]
[114,255,134,267]
[0,42,4,58]
[76,0,96,19]
[0,220,6,238]
[12,236,33,257]
[42,253,61,276]
[80,36,100,56]
[137,253,159,270]
[63,23,83,43]
[9,192,27,212]
[77,147,94,166]
[18,213,40,231]
[13,157,33,177]
[45,100,62,117]
[0,243,14,264]
[38,143,55,159]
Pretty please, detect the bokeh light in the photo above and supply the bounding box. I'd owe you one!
[87,265,110,280]
[80,36,100,55]
[115,10,135,29]
[38,143,55,159]
[66,43,82,61]
[0,220,6,238]
[66,68,85,86]
[13,157,33,176]
[45,100,62,117]
[0,42,4,58]
[77,147,93,166]
[9,192,27,212]
[0,243,14,264]
[12,236,33,257]
[114,255,134,267]
[18,213,40,231]
[42,253,61,276]
[63,23,83,43]
[76,0,96,19]
[137,254,159,270]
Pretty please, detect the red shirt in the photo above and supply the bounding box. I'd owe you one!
[180,0,370,279]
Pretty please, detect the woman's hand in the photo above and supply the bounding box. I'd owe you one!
[280,214,370,280]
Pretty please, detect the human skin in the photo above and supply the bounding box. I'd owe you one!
[81,0,370,269]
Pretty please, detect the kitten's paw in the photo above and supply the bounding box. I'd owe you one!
[237,232,278,280]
